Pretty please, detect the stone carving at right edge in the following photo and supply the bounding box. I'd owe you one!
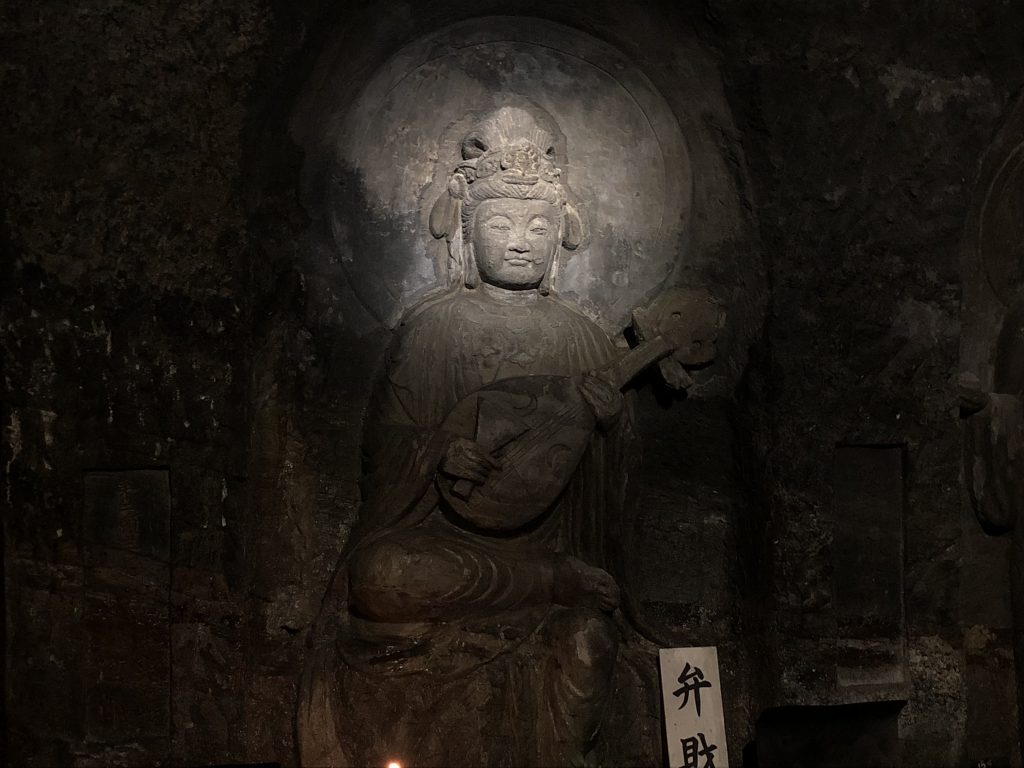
[959,94,1024,764]
[960,313,1024,760]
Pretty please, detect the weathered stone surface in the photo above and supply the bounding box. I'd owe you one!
[2,1,265,764]
[3,0,1024,765]
[959,92,1024,766]
[296,104,732,766]
[712,2,1024,765]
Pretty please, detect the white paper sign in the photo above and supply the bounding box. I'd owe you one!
[659,646,730,768]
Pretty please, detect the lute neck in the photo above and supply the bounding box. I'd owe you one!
[599,335,676,391]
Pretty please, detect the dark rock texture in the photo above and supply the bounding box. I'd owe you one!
[3,1,1023,766]
[710,4,1024,765]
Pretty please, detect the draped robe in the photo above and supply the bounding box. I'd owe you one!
[299,285,641,766]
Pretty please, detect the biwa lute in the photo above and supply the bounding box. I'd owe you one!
[437,288,722,531]
[438,374,602,531]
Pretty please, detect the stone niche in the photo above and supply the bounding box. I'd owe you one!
[270,12,764,768]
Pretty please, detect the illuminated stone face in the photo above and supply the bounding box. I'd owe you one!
[471,198,560,290]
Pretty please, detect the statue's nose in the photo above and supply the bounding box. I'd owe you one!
[508,238,530,253]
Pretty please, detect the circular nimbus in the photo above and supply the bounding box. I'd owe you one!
[982,141,1024,305]
[312,18,692,334]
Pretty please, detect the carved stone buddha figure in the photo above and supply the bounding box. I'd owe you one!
[961,300,1024,761]
[348,108,626,629]
[299,106,716,767]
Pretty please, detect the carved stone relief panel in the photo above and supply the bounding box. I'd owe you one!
[832,446,907,693]
[288,15,763,767]
[81,470,171,756]
[958,93,1024,766]
[297,102,726,767]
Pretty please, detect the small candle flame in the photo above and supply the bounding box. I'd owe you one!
[387,762,402,768]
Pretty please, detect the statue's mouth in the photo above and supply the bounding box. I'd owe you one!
[505,257,531,267]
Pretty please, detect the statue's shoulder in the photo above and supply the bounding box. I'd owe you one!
[548,294,601,323]
[394,287,463,335]
[546,294,614,344]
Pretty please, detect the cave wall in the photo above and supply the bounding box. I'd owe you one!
[2,1,267,763]
[711,4,1024,765]
[2,1,1023,766]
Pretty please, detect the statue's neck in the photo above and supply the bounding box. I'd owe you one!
[476,281,543,305]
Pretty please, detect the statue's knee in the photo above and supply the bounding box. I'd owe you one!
[350,535,469,621]
[349,538,415,621]
[551,608,619,670]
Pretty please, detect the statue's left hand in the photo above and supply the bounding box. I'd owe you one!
[579,373,622,430]
[440,437,502,485]
[554,557,620,612]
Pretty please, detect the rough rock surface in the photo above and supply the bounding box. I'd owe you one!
[2,1,1023,765]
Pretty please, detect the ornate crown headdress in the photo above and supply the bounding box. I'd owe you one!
[429,107,585,293]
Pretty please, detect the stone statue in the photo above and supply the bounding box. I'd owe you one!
[298,106,722,767]
[960,304,1024,759]
[958,94,1024,764]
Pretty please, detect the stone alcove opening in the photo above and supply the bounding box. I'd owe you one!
[246,7,770,765]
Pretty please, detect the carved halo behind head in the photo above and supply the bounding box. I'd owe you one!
[429,106,585,294]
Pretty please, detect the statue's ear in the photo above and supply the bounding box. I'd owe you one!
[463,241,479,289]
[429,190,457,240]
[431,172,468,241]
[561,200,585,251]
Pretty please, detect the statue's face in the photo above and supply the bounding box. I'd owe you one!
[471,199,561,290]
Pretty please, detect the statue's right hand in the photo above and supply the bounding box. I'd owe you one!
[440,437,501,485]
[958,372,990,416]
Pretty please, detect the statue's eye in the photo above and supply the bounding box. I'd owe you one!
[489,221,511,231]
[529,227,548,235]
[528,219,550,235]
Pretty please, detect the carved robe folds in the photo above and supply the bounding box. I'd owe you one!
[299,287,640,767]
